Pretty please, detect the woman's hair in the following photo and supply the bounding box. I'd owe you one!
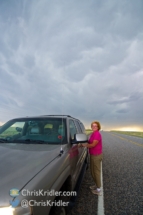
[91,121,101,130]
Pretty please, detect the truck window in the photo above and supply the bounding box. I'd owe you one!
[74,121,82,133]
[69,120,77,140]
[80,122,85,133]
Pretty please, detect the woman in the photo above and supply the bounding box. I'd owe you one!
[81,121,103,195]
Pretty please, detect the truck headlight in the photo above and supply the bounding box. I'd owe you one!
[0,206,31,215]
[0,206,15,215]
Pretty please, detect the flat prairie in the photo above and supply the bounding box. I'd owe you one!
[85,129,92,135]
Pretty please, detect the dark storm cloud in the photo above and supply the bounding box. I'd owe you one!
[0,0,143,130]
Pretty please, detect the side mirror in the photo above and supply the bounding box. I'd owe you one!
[73,133,88,143]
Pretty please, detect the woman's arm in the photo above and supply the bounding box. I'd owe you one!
[82,140,98,148]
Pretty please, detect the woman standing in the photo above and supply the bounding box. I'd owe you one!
[82,121,103,195]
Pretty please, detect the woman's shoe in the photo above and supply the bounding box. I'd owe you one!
[89,185,97,189]
[91,189,101,196]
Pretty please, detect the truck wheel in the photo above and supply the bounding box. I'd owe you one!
[51,205,67,215]
[49,196,69,215]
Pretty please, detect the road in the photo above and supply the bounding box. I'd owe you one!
[69,131,143,215]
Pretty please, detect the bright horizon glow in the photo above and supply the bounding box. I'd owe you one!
[85,124,143,132]
[0,122,4,126]
[114,126,143,132]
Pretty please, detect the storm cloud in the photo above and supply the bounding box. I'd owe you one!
[0,0,143,130]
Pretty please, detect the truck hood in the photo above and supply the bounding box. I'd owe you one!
[0,143,62,206]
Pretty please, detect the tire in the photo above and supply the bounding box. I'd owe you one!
[49,194,69,215]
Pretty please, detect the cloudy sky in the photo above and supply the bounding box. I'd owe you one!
[0,0,143,131]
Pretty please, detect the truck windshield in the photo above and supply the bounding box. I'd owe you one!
[0,118,67,145]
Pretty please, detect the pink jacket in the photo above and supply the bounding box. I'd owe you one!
[88,131,102,155]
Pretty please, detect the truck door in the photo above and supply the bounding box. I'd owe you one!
[68,119,79,185]
[74,120,87,177]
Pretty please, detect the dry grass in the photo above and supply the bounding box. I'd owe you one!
[85,129,92,135]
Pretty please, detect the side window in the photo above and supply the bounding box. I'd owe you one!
[69,120,77,140]
[75,121,82,133]
[80,122,85,133]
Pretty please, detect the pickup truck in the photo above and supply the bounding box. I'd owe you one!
[0,115,88,215]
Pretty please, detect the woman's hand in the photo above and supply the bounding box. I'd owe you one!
[81,143,88,147]
[78,143,82,148]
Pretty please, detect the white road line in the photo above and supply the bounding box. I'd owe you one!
[97,161,105,215]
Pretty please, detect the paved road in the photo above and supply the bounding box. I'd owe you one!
[69,131,143,215]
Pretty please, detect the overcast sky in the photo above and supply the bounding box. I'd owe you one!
[0,0,143,131]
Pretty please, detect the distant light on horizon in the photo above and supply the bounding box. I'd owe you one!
[114,126,143,132]
[85,124,143,132]
[100,124,143,132]
[0,122,4,126]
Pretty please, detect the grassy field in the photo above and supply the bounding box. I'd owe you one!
[85,129,92,135]
[111,131,143,138]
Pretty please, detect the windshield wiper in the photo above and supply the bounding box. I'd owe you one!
[15,139,48,144]
[0,138,8,143]
[0,138,48,144]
